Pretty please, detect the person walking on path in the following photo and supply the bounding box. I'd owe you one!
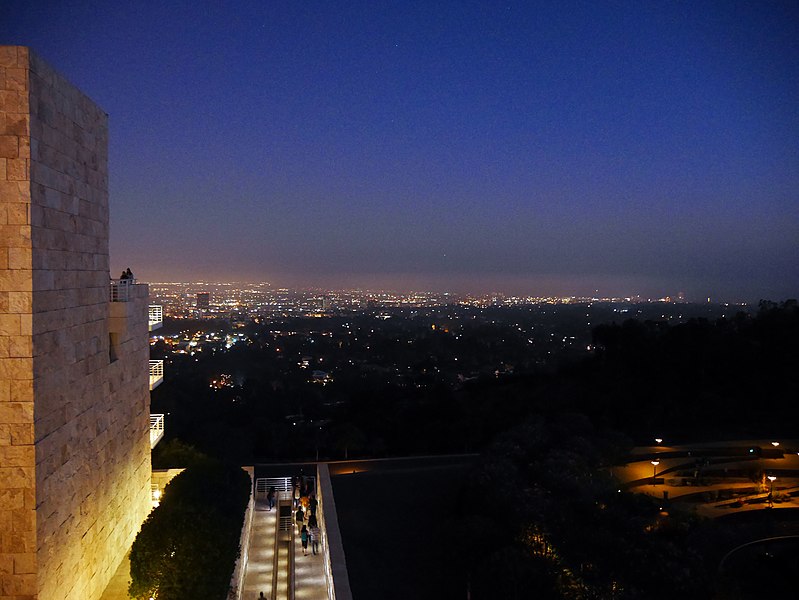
[259,593,268,600]
[300,525,309,556]
[307,512,318,529]
[295,506,304,531]
[309,494,318,517]
[266,488,274,511]
[310,524,321,556]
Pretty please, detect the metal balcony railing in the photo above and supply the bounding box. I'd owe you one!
[149,304,163,331]
[149,360,164,390]
[150,413,165,449]
[109,278,137,302]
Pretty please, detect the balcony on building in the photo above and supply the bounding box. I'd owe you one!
[109,278,148,334]
[149,304,163,331]
[150,413,165,449]
[149,360,164,390]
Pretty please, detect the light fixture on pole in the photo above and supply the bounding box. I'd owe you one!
[651,460,660,485]
[655,438,663,444]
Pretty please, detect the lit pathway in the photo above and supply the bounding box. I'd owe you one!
[241,493,330,600]
[241,499,278,598]
[293,522,328,600]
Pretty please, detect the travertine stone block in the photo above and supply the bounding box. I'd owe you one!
[0,47,152,600]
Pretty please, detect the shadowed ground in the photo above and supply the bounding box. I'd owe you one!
[331,455,477,600]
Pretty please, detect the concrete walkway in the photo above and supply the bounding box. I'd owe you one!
[614,440,799,520]
[242,499,278,598]
[241,495,330,600]
[292,525,328,600]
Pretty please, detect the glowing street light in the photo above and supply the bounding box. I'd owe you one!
[651,460,660,485]
[771,441,780,447]
[655,438,663,444]
[767,475,776,506]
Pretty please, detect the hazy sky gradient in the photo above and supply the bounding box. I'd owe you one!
[3,1,798,301]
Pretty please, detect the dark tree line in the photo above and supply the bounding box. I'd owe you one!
[586,299,799,441]
[451,414,713,599]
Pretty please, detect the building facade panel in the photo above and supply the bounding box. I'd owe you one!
[0,46,151,600]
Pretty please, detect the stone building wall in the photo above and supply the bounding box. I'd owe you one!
[0,45,36,599]
[0,46,151,600]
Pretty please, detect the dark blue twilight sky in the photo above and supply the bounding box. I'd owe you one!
[2,1,798,301]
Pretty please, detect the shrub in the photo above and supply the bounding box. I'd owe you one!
[129,460,251,600]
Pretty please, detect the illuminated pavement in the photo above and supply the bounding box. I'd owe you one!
[242,499,278,598]
[241,497,330,600]
[615,439,799,517]
[292,524,328,600]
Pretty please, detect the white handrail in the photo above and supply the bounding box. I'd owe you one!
[148,304,163,330]
[149,413,164,448]
[109,278,137,302]
[149,360,164,390]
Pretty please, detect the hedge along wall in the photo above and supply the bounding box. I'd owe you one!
[129,460,252,600]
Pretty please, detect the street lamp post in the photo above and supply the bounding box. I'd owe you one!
[767,475,776,506]
[651,460,660,485]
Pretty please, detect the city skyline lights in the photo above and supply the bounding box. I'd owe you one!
[3,2,797,303]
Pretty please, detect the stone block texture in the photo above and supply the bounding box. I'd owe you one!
[0,46,151,600]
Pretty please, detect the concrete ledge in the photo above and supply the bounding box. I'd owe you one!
[317,463,353,600]
[230,466,255,600]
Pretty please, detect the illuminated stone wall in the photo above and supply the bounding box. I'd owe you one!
[0,45,36,599]
[0,46,152,600]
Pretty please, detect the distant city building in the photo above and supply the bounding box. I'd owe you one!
[197,291,210,310]
[0,47,152,599]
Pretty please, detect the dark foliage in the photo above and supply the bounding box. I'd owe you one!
[588,299,799,440]
[129,460,251,600]
[456,414,712,599]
